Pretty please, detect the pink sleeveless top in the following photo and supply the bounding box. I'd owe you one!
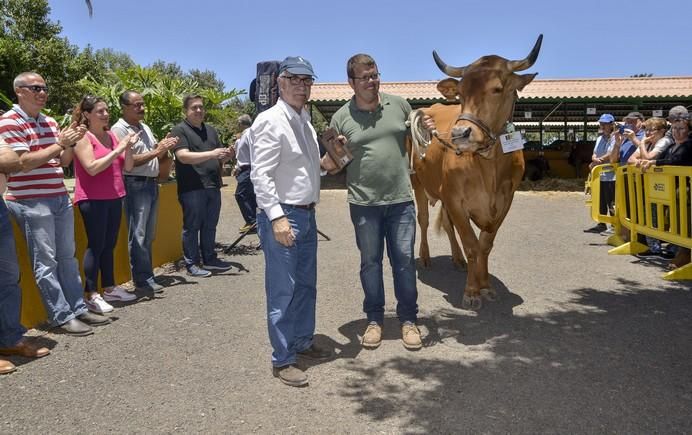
[73,130,126,203]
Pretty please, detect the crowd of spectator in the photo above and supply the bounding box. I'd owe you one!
[0,72,234,374]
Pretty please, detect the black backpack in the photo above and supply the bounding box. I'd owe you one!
[252,61,280,114]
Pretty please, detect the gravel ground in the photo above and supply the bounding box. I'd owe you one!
[1,180,691,434]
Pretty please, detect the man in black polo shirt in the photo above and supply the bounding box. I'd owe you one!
[171,95,234,277]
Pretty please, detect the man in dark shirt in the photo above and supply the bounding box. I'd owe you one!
[171,95,234,277]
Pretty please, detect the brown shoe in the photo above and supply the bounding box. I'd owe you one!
[272,364,308,387]
[0,338,50,358]
[362,322,382,349]
[0,358,16,375]
[401,322,422,350]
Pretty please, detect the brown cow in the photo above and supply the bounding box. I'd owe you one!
[411,35,542,310]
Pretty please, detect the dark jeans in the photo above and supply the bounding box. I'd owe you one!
[0,200,25,347]
[599,180,615,216]
[349,201,418,324]
[78,198,123,291]
[178,188,221,267]
[123,176,159,287]
[234,166,257,225]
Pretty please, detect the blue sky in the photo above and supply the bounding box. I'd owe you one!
[50,0,692,96]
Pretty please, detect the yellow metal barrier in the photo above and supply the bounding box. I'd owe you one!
[13,182,183,328]
[608,165,692,280]
[587,164,626,247]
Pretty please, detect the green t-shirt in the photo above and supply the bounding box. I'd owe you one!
[330,93,413,206]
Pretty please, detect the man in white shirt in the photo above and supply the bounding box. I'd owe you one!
[250,56,330,387]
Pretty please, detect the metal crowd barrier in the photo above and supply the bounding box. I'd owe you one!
[587,164,692,280]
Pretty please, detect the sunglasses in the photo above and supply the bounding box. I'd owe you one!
[19,85,49,94]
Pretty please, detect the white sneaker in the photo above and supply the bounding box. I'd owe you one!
[85,294,114,314]
[103,286,136,302]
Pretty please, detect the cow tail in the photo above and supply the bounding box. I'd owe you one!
[434,203,450,235]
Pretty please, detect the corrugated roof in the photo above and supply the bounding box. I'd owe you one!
[310,76,692,102]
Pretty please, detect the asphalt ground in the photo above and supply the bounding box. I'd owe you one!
[1,179,691,434]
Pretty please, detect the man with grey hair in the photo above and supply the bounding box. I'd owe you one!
[232,114,257,232]
[0,72,109,335]
[251,56,331,387]
[111,90,178,294]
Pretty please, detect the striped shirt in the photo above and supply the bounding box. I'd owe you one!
[0,104,67,200]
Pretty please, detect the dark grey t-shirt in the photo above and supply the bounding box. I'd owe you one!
[171,120,223,194]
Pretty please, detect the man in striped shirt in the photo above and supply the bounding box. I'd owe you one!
[0,72,110,335]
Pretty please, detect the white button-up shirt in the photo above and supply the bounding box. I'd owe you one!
[234,128,251,167]
[250,99,320,221]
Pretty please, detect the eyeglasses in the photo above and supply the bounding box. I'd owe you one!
[124,102,145,108]
[280,75,314,86]
[645,128,662,133]
[19,85,49,94]
[351,73,381,82]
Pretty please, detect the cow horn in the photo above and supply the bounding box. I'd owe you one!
[508,34,543,72]
[433,50,466,78]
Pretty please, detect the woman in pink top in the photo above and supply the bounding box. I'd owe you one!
[72,96,138,314]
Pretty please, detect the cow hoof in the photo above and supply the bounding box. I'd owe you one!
[462,294,482,311]
[480,287,497,301]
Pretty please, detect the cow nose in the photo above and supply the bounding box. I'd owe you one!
[452,126,472,139]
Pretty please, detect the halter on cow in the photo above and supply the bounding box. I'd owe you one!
[410,35,543,310]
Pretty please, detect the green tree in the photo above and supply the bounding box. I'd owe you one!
[0,0,101,112]
[189,69,225,93]
[80,66,243,141]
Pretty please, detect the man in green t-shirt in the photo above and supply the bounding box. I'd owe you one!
[324,54,422,350]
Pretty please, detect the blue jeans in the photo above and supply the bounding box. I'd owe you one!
[78,198,122,291]
[178,188,221,267]
[349,201,418,324]
[258,205,317,367]
[234,167,257,225]
[124,176,159,286]
[7,195,87,326]
[0,200,25,347]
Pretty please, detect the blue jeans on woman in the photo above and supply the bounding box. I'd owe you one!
[78,198,123,291]
[349,201,418,324]
[7,195,87,326]
[0,200,25,347]
[178,188,221,267]
[257,205,317,367]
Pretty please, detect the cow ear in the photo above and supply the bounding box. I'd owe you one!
[513,73,538,92]
[437,78,460,101]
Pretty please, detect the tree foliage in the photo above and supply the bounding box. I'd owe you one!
[0,0,252,140]
[80,67,243,142]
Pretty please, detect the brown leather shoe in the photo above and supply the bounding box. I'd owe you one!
[401,322,422,350]
[362,322,382,348]
[0,338,50,358]
[272,364,308,387]
[0,358,16,374]
[297,344,332,361]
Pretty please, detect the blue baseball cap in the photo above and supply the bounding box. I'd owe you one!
[598,113,615,123]
[279,56,316,77]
